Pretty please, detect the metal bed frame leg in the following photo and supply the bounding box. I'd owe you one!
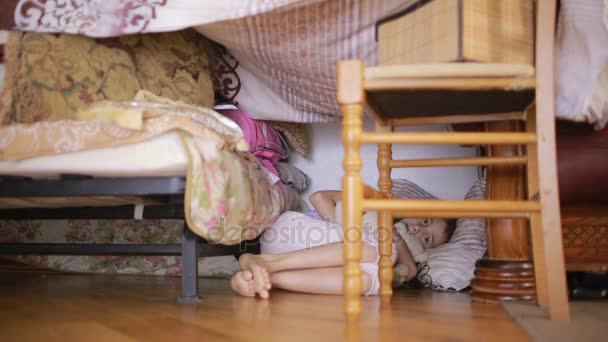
[178,223,201,303]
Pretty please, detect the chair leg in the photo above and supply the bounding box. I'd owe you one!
[341,104,364,319]
[533,111,570,321]
[178,223,201,303]
[529,212,549,309]
[526,113,549,310]
[338,60,365,320]
[535,0,570,322]
[377,210,393,303]
[375,120,394,303]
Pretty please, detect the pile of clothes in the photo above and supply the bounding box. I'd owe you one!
[217,105,310,210]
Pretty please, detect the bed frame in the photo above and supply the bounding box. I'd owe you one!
[0,176,258,302]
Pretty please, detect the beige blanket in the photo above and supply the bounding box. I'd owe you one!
[0,98,284,245]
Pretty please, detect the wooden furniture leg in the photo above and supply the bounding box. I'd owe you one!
[338,60,365,319]
[471,121,536,303]
[375,120,394,303]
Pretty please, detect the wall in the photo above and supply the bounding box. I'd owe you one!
[290,120,480,208]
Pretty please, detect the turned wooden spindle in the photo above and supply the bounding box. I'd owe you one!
[375,121,394,301]
[471,121,535,304]
[341,104,364,319]
[338,60,365,319]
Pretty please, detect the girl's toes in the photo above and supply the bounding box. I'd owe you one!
[258,289,270,299]
[261,270,272,289]
[241,270,253,280]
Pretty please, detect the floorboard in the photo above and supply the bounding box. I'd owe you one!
[503,301,608,341]
[0,272,529,341]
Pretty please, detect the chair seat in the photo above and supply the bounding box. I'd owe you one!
[363,63,536,120]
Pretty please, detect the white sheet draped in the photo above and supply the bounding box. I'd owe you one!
[556,0,608,129]
[195,0,416,122]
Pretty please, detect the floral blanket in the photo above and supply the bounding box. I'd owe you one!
[0,219,239,277]
[0,98,285,245]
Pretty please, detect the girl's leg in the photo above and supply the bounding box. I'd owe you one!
[257,241,379,273]
[270,267,372,295]
[239,242,379,298]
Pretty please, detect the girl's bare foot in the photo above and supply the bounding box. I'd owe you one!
[230,271,255,297]
[238,254,273,299]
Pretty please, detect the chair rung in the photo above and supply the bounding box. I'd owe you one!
[363,185,390,199]
[362,199,540,214]
[360,132,536,145]
[390,156,527,168]
[390,210,530,219]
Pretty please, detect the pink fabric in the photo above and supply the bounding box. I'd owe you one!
[218,109,286,177]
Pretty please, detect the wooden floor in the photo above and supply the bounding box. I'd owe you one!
[0,272,528,342]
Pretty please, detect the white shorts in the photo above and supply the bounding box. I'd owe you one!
[260,211,398,295]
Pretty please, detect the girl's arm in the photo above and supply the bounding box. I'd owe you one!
[309,190,342,223]
[394,232,417,282]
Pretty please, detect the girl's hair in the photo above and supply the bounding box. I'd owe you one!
[446,219,457,241]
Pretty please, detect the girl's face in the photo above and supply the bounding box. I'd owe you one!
[402,218,448,249]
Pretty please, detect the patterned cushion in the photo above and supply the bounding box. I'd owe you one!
[269,121,310,158]
[0,29,214,124]
[392,178,487,291]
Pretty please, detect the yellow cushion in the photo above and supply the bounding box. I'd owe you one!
[0,29,214,124]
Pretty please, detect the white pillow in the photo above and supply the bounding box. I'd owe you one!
[555,0,608,129]
[392,178,487,291]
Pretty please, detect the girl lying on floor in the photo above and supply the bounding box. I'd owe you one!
[230,191,456,298]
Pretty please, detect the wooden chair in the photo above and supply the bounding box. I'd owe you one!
[337,0,569,322]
